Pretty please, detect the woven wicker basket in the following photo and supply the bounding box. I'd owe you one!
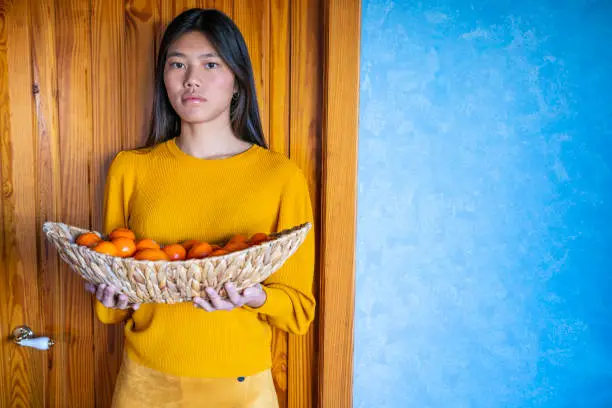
[42,221,311,304]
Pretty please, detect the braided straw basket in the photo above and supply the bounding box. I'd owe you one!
[42,221,311,304]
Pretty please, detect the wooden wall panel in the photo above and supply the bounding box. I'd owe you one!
[319,0,361,406]
[233,0,270,144]
[55,0,95,405]
[1,0,46,406]
[268,0,290,156]
[288,1,322,407]
[29,0,63,405]
[91,0,125,406]
[0,1,9,402]
[125,0,158,149]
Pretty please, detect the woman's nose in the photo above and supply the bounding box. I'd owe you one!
[185,78,200,88]
[184,70,201,88]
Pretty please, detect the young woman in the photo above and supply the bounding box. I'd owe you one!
[85,8,315,407]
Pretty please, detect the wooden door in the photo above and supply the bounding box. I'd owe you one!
[0,0,359,406]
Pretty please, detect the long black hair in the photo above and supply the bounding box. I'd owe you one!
[145,8,267,148]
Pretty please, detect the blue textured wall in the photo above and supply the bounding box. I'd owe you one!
[354,1,612,407]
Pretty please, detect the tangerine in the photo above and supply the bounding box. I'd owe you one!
[134,248,170,261]
[249,233,269,245]
[163,244,187,261]
[135,238,160,251]
[187,242,213,259]
[76,232,101,247]
[93,241,119,256]
[109,227,136,241]
[209,249,230,257]
[181,239,200,251]
[112,237,136,258]
[227,234,247,245]
[224,242,250,252]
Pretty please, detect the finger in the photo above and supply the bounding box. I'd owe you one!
[116,294,129,309]
[193,296,214,312]
[102,285,116,307]
[243,284,263,299]
[85,283,95,293]
[206,288,230,310]
[225,283,244,307]
[96,284,106,302]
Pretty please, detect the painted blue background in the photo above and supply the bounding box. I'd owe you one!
[354,0,612,407]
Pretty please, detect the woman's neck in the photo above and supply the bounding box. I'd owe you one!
[177,120,252,160]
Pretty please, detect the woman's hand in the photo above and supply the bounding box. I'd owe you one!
[193,282,266,312]
[85,283,140,310]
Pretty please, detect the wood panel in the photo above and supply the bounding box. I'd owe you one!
[288,0,322,406]
[268,0,290,156]
[125,0,158,149]
[91,0,125,406]
[29,0,63,405]
[233,0,270,144]
[319,0,361,406]
[55,0,95,405]
[0,0,9,402]
[1,0,46,406]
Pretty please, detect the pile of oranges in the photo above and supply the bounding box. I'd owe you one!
[75,227,270,261]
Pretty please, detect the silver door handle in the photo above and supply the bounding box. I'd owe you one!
[11,326,55,350]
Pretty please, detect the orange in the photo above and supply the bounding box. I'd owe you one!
[163,244,187,261]
[224,242,250,252]
[227,234,247,245]
[181,239,200,251]
[209,249,229,257]
[109,227,136,241]
[187,242,213,260]
[249,233,269,245]
[93,241,119,256]
[76,232,101,247]
[210,244,222,251]
[134,248,171,261]
[112,237,136,258]
[135,238,160,251]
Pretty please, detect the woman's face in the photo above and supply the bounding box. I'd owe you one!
[164,31,236,125]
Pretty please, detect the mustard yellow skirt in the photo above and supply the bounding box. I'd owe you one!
[111,355,279,408]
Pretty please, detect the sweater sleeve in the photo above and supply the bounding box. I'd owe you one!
[94,151,133,325]
[245,167,316,335]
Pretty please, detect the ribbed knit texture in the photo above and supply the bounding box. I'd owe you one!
[94,138,316,378]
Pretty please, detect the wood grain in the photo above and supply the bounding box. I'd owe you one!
[1,0,41,406]
[55,0,95,405]
[29,0,63,406]
[233,0,270,143]
[0,0,8,402]
[2,0,47,406]
[319,0,361,406]
[125,0,158,149]
[91,0,125,406]
[288,0,322,406]
[268,0,290,156]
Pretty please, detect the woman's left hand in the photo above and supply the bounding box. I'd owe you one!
[193,282,266,311]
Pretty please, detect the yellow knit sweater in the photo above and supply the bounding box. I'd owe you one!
[94,138,315,378]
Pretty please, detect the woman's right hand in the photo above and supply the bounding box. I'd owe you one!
[85,283,140,310]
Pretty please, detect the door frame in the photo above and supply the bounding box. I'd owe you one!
[319,1,361,406]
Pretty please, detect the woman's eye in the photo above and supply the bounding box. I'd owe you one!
[205,62,220,69]
[169,62,185,69]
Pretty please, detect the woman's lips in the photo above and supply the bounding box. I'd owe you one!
[182,95,206,103]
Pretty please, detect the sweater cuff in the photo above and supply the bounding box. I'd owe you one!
[243,286,289,317]
[94,298,129,324]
